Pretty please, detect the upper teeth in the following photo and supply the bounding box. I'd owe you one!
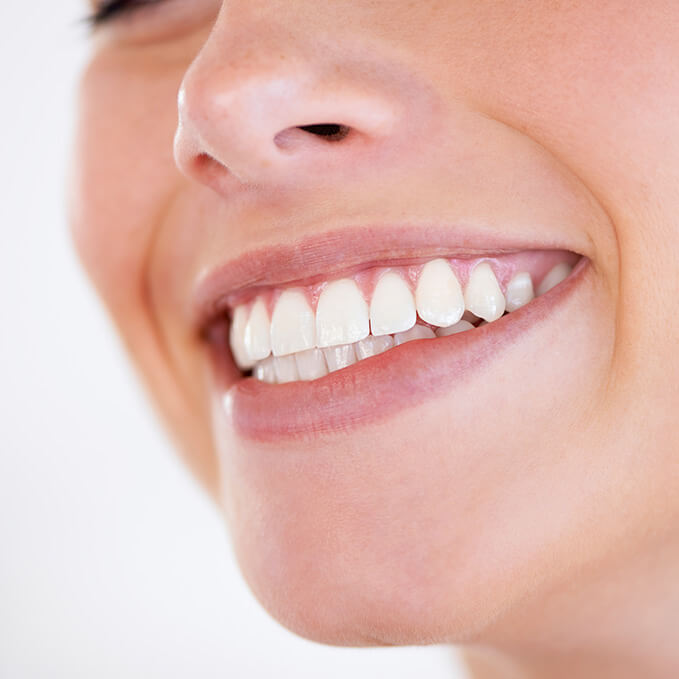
[229,259,575,378]
[243,297,271,361]
[270,288,316,356]
[536,262,572,296]
[315,278,370,347]
[505,271,535,312]
[463,262,506,322]
[415,258,465,327]
[370,271,417,336]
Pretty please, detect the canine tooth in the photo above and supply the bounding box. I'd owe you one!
[322,344,357,372]
[244,297,271,361]
[370,272,416,336]
[230,305,255,369]
[435,320,475,336]
[253,356,276,383]
[295,348,328,380]
[415,258,464,327]
[537,263,572,296]
[273,355,299,383]
[464,263,506,322]
[393,325,436,345]
[505,272,535,312]
[270,288,315,356]
[316,279,369,347]
[356,335,394,360]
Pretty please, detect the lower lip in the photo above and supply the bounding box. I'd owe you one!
[211,258,589,442]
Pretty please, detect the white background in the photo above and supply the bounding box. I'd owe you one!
[0,3,466,678]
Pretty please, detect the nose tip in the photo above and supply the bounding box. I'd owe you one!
[173,34,399,192]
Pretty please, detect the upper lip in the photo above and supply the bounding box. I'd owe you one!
[192,223,583,335]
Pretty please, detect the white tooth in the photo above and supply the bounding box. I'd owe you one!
[229,305,255,369]
[393,325,436,345]
[244,297,271,361]
[369,272,416,336]
[505,272,535,312]
[316,279,369,347]
[322,343,357,372]
[273,354,299,383]
[415,258,464,327]
[355,335,394,360]
[270,288,315,356]
[253,356,276,383]
[295,348,328,380]
[435,320,475,336]
[463,263,506,322]
[537,263,573,296]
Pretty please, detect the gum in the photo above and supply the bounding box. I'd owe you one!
[231,249,581,318]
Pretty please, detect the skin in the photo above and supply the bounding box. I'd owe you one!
[71,1,679,677]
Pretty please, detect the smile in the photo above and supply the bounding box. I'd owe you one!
[198,226,588,440]
[227,251,579,384]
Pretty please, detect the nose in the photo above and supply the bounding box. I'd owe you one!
[173,7,403,192]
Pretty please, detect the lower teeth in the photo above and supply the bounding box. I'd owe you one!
[251,318,480,384]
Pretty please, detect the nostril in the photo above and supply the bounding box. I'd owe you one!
[273,123,353,151]
[297,123,351,142]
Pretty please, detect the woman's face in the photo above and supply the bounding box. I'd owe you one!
[72,0,679,652]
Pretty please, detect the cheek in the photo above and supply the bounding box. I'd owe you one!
[214,265,622,645]
[69,52,185,317]
[69,51,221,491]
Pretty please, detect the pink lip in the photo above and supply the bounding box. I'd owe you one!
[209,256,589,442]
[192,224,583,330]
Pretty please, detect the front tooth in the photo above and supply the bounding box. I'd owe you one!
[537,263,572,296]
[253,356,276,383]
[356,335,394,360]
[463,263,506,322]
[393,325,436,345]
[244,297,271,361]
[435,320,475,336]
[415,259,464,327]
[369,272,416,336]
[270,288,315,356]
[273,355,299,383]
[316,279,369,347]
[505,272,535,312]
[295,348,328,381]
[230,305,255,369]
[322,343,357,372]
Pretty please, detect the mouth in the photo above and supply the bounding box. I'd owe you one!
[197,226,587,441]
